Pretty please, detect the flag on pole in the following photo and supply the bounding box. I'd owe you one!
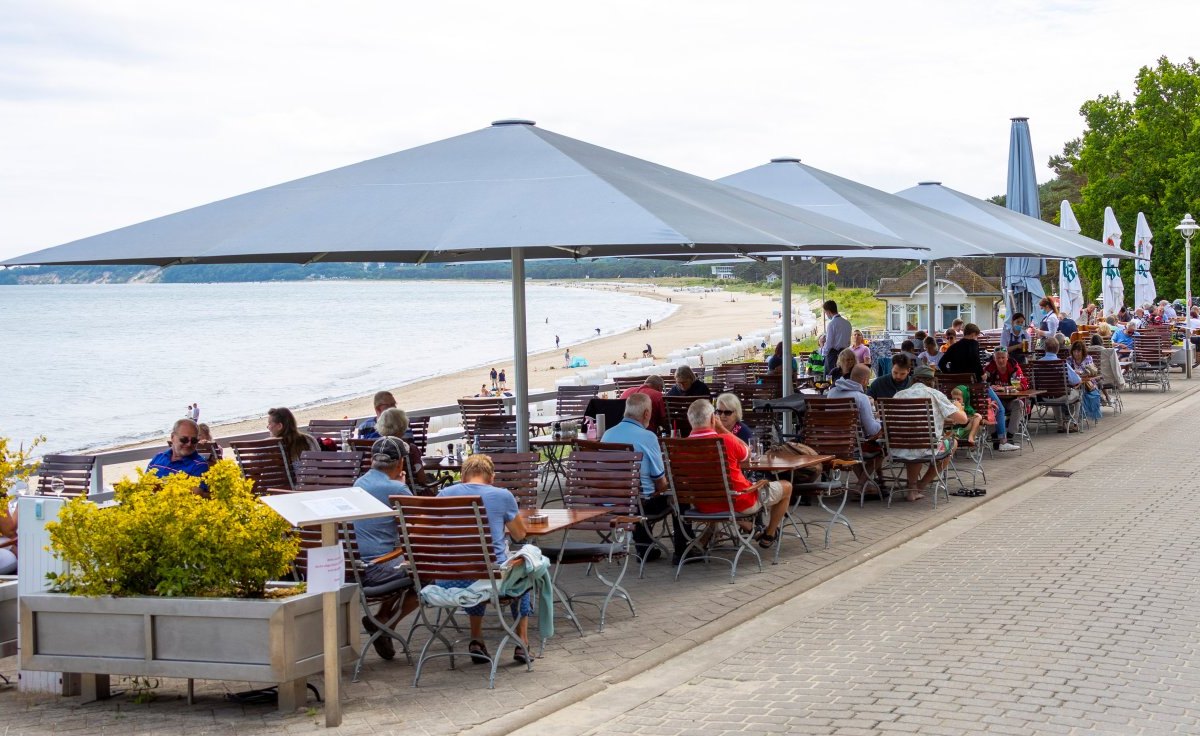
[1101,206,1125,316]
[1133,212,1156,307]
[1057,201,1085,321]
[826,262,838,274]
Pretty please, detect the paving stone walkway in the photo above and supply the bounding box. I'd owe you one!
[1,377,1195,735]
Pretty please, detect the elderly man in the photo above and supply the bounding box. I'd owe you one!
[352,437,418,660]
[823,299,852,370]
[620,375,668,434]
[602,393,676,562]
[685,399,791,550]
[1161,300,1178,322]
[356,391,398,439]
[1112,320,1136,350]
[147,418,210,479]
[828,363,885,488]
[892,366,968,502]
[1039,336,1082,433]
[667,365,711,398]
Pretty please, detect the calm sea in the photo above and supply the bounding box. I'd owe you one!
[0,281,674,455]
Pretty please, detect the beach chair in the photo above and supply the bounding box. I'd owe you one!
[293,450,363,491]
[33,454,96,497]
[231,438,294,492]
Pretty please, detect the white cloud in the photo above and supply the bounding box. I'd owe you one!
[0,0,1195,259]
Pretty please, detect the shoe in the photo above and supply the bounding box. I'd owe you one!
[468,639,490,665]
[362,616,395,661]
[997,442,1021,452]
[513,645,532,665]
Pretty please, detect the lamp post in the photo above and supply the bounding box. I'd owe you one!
[1177,214,1198,379]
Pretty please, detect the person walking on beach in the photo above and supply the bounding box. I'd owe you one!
[185,404,193,418]
[595,327,601,336]
[489,367,499,390]
[556,335,560,349]
[498,369,507,390]
[564,348,571,367]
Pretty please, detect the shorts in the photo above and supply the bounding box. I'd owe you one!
[744,480,785,514]
[437,578,533,618]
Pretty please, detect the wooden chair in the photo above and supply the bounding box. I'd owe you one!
[306,418,357,442]
[663,396,697,437]
[474,414,520,453]
[393,496,531,688]
[1028,360,1082,434]
[539,450,641,632]
[488,452,541,509]
[196,442,223,466]
[293,450,363,491]
[231,439,293,492]
[795,399,862,550]
[877,397,951,507]
[612,376,650,392]
[458,398,505,442]
[555,386,600,419]
[660,437,765,583]
[1130,333,1171,392]
[33,455,96,497]
[407,416,432,454]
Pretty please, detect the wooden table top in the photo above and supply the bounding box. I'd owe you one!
[991,388,1045,399]
[529,435,578,447]
[518,507,609,536]
[744,453,835,473]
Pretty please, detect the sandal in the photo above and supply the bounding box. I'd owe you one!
[757,531,779,549]
[468,639,489,665]
[513,645,532,665]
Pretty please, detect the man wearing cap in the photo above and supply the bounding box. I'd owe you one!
[351,437,417,660]
[147,418,210,479]
[891,366,968,502]
[356,391,398,439]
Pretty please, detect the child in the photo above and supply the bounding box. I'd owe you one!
[917,336,941,369]
[950,386,984,446]
[940,328,957,352]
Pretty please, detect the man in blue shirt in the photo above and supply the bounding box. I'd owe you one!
[356,391,397,440]
[1112,321,1136,350]
[1038,337,1081,432]
[601,393,672,562]
[352,436,415,660]
[146,419,210,479]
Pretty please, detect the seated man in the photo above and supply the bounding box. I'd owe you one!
[356,391,398,439]
[620,375,668,434]
[352,437,418,660]
[685,399,791,551]
[1038,337,1082,432]
[828,363,885,488]
[868,352,912,399]
[892,366,967,502]
[667,365,711,398]
[147,419,210,479]
[1112,321,1136,351]
[438,455,532,665]
[601,393,676,562]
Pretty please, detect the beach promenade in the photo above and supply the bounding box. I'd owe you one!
[3,371,1195,734]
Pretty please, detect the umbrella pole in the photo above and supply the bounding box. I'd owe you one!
[781,256,794,437]
[511,247,530,452]
[927,260,936,332]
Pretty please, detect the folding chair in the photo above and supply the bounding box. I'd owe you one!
[293,450,363,491]
[458,398,505,443]
[488,452,541,508]
[877,398,952,508]
[33,454,96,497]
[1028,361,1083,434]
[474,415,520,454]
[794,398,863,551]
[660,437,765,583]
[306,418,357,442]
[394,496,532,688]
[663,396,696,437]
[231,438,293,492]
[538,450,641,632]
[1131,333,1171,392]
[555,385,601,419]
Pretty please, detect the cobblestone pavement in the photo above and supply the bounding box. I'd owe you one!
[583,383,1200,736]
[1,378,1195,735]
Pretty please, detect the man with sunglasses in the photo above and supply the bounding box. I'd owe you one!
[147,418,210,479]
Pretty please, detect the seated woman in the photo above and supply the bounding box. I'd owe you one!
[267,407,320,481]
[714,392,753,445]
[949,386,984,446]
[849,330,871,364]
[1067,340,1103,422]
[437,455,532,664]
[0,498,17,575]
[825,348,858,384]
[917,336,942,369]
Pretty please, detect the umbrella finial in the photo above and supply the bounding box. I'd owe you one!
[491,119,536,126]
[770,157,801,164]
[917,181,942,186]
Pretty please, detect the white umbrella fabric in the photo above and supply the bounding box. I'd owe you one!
[1101,207,1126,316]
[1133,212,1156,307]
[1058,201,1085,321]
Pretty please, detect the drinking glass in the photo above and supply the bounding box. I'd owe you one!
[50,476,65,497]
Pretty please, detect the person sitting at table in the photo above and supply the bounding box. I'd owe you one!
[714,392,754,445]
[1038,337,1082,433]
[602,393,674,563]
[868,352,912,399]
[352,437,418,660]
[849,330,871,364]
[1112,320,1136,350]
[685,399,790,550]
[898,339,918,365]
[1067,340,1103,423]
[0,497,18,575]
[1082,302,1100,325]
[917,336,942,369]
[913,329,928,344]
[376,407,436,491]
[668,365,711,398]
[982,347,1025,452]
[940,328,957,353]
[826,348,858,384]
[937,323,1013,453]
[147,418,210,479]
[1116,304,1130,322]
[827,364,885,489]
[806,335,827,379]
[950,318,965,336]
[891,366,968,502]
[1185,307,1200,366]
[620,375,668,434]
[267,407,320,480]
[948,385,984,446]
[767,341,798,375]
[437,454,533,665]
[356,391,398,439]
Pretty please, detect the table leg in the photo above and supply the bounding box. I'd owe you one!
[80,673,110,703]
[277,677,307,712]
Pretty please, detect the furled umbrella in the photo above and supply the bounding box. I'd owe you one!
[1004,118,1047,323]
[1133,212,1156,308]
[1101,207,1126,316]
[1058,201,1085,321]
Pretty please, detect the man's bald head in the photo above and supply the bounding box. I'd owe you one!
[850,364,872,388]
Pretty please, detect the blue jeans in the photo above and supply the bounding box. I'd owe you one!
[986,387,1007,438]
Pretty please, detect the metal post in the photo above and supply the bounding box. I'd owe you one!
[781,256,794,437]
[320,521,341,727]
[820,260,827,337]
[1187,232,1193,380]
[511,247,531,451]
[927,260,937,332]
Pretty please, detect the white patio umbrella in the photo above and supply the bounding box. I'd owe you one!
[1058,201,1085,321]
[1133,212,1156,307]
[1101,207,1126,315]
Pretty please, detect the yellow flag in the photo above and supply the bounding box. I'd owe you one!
[826,262,839,274]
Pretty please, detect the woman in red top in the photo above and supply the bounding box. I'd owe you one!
[684,399,791,549]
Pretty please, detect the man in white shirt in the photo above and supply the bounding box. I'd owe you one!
[890,365,967,502]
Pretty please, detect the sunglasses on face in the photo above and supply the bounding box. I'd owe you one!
[176,436,200,445]
[715,409,736,417]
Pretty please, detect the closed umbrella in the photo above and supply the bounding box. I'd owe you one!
[1004,118,1047,323]
[1058,201,1085,321]
[1133,212,1156,307]
[1101,207,1126,315]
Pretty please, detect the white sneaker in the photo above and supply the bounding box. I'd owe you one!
[997,442,1021,452]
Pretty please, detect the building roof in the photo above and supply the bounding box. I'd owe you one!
[876,259,1003,298]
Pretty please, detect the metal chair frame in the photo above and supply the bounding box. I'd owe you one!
[877,397,952,508]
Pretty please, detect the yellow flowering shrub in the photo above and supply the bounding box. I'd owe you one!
[0,435,44,514]
[46,460,300,598]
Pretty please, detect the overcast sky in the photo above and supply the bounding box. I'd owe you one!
[0,0,1195,260]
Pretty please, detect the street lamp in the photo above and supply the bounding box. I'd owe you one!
[1177,214,1198,379]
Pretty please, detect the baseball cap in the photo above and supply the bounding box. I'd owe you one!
[912,365,935,380]
[370,437,405,462]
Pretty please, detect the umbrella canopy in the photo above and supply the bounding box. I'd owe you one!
[3,120,916,268]
[1101,207,1126,315]
[1133,212,1156,307]
[1003,118,1047,318]
[1058,201,1085,321]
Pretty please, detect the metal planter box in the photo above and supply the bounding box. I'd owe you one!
[0,578,16,658]
[19,584,357,711]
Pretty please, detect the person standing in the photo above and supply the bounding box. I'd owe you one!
[564,348,571,367]
[555,335,560,349]
[823,300,852,370]
[498,369,507,390]
[489,367,499,390]
[191,403,200,422]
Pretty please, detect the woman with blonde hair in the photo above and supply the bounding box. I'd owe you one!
[849,330,871,364]
[714,393,753,445]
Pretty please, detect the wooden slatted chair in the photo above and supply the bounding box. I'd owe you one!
[1028,360,1083,434]
[555,385,601,419]
[611,376,649,392]
[306,418,358,442]
[933,374,992,487]
[1131,333,1171,392]
[458,398,505,443]
[794,399,860,551]
[877,397,952,507]
[393,496,532,688]
[474,414,519,453]
[660,437,765,583]
[407,416,432,454]
[538,450,641,632]
[575,439,671,577]
[33,455,96,497]
[231,439,293,492]
[293,450,363,491]
[488,452,541,509]
[663,396,697,437]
